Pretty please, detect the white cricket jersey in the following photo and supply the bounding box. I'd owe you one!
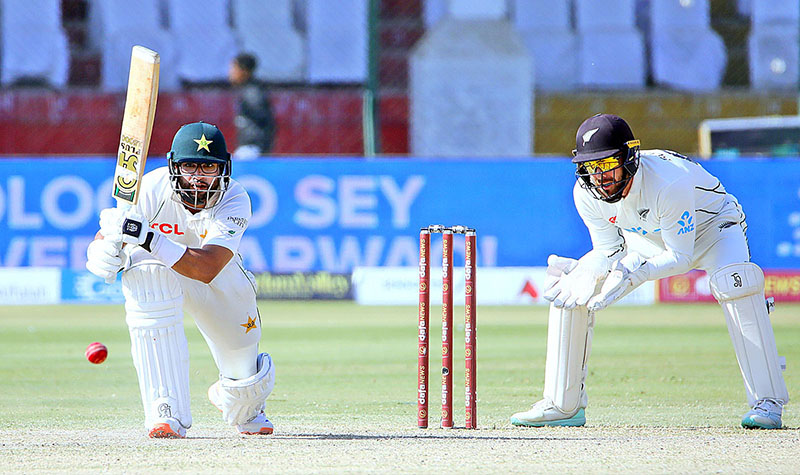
[132,167,252,254]
[574,149,744,281]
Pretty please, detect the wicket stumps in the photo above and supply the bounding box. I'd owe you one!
[418,225,477,429]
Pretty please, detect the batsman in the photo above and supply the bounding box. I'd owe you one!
[511,113,789,430]
[85,122,275,438]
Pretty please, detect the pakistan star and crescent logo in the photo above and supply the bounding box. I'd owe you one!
[194,134,213,152]
[240,315,257,333]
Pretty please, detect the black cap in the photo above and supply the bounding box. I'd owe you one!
[572,113,635,163]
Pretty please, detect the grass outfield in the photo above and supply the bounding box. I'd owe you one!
[1,302,799,472]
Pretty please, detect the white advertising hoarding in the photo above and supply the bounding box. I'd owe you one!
[0,268,61,305]
[352,267,655,306]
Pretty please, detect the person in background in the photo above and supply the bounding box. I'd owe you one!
[228,53,276,159]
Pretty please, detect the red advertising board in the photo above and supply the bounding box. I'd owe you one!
[658,270,800,303]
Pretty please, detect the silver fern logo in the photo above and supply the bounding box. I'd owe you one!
[582,128,600,145]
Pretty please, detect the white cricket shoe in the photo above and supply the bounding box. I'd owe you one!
[510,398,586,427]
[742,397,783,430]
[208,381,274,435]
[236,411,274,435]
[149,417,187,439]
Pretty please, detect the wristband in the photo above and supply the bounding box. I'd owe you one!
[144,232,187,268]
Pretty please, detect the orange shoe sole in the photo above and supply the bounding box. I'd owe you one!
[149,423,185,439]
[241,427,274,435]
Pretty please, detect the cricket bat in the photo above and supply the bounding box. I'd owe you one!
[112,45,160,206]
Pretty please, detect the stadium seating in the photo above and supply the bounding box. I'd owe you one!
[574,0,646,89]
[306,0,368,83]
[423,0,447,28]
[751,0,799,25]
[87,0,178,91]
[736,0,751,16]
[748,0,799,89]
[0,0,69,87]
[231,0,305,82]
[748,26,799,90]
[649,0,727,91]
[512,0,578,90]
[164,0,238,83]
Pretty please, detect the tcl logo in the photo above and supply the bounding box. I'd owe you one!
[150,223,185,235]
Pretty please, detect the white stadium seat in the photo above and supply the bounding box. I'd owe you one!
[649,0,727,91]
[650,0,710,30]
[578,31,646,89]
[575,0,637,30]
[423,0,447,28]
[513,0,577,90]
[87,0,179,91]
[164,0,238,83]
[231,0,305,82]
[306,0,368,83]
[748,25,799,90]
[574,0,645,89]
[0,0,69,87]
[513,0,571,29]
[748,0,798,90]
[751,0,799,26]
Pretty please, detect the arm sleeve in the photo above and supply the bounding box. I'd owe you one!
[636,179,695,281]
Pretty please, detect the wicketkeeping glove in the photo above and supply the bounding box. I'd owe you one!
[86,238,123,284]
[587,253,648,312]
[543,254,579,295]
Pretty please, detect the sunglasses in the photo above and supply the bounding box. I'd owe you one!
[579,140,641,172]
[582,156,621,172]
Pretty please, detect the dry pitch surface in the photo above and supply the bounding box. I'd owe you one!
[3,424,799,473]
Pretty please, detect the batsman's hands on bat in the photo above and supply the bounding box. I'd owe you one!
[86,238,123,284]
[99,207,149,246]
[587,253,648,312]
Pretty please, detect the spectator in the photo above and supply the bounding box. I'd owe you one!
[229,53,276,159]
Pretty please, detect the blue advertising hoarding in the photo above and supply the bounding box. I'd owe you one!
[0,157,797,271]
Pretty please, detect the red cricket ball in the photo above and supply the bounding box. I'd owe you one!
[85,342,108,364]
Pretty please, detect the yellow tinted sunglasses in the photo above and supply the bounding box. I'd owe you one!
[581,140,641,172]
[582,156,620,172]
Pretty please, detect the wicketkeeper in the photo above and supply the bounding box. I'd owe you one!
[511,113,788,429]
[85,122,275,438]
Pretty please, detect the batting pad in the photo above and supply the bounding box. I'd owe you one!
[216,353,275,426]
[123,259,192,431]
[543,304,594,413]
[709,262,789,406]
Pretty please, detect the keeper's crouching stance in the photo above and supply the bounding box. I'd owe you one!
[86,122,275,438]
[510,114,788,429]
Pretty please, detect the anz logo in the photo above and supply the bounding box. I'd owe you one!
[624,226,661,236]
[676,211,695,235]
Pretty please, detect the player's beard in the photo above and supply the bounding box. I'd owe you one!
[177,175,222,210]
[595,178,622,199]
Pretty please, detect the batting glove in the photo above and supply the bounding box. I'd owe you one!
[86,238,123,284]
[99,207,149,246]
